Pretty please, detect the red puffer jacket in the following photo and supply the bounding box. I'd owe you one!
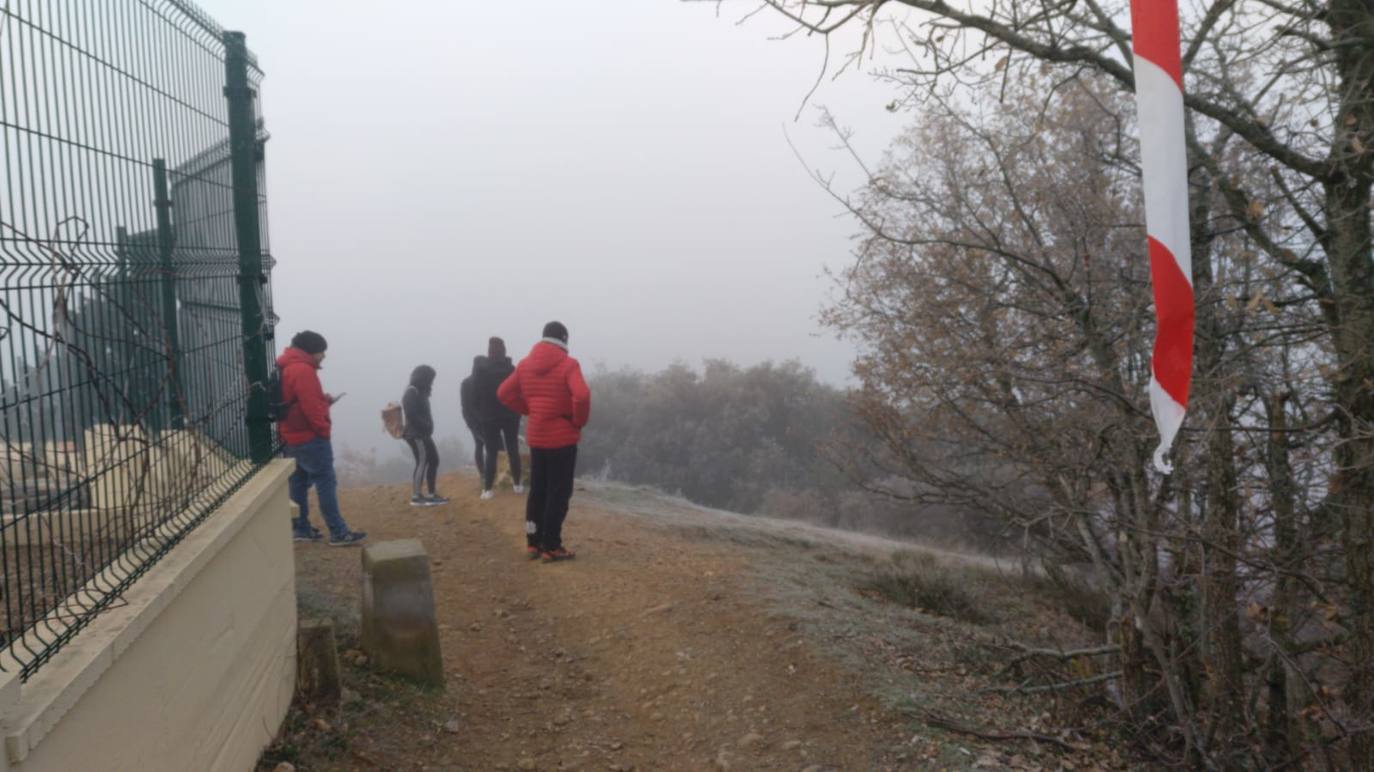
[497,341,591,449]
[277,347,332,445]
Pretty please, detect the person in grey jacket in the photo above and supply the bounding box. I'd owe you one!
[403,365,447,506]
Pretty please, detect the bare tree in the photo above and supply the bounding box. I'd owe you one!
[742,0,1371,748]
[797,49,1357,762]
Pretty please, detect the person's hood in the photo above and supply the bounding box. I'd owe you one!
[409,365,436,393]
[277,347,318,370]
[525,340,568,377]
[474,354,513,378]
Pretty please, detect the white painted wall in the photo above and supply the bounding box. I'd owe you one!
[0,460,297,772]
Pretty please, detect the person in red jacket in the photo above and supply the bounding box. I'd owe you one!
[277,331,366,546]
[497,321,591,562]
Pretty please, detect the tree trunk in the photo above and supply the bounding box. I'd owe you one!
[1201,404,1244,744]
[1325,5,1374,762]
[1264,392,1304,762]
[1187,169,1246,750]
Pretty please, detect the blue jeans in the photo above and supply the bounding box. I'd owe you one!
[285,437,349,539]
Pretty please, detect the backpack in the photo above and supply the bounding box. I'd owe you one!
[381,402,405,439]
[265,365,290,422]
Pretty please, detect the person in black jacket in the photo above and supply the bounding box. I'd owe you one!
[402,365,447,506]
[460,356,485,478]
[472,337,523,500]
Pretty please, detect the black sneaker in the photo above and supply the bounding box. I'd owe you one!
[410,496,429,507]
[293,528,324,543]
[424,494,450,506]
[329,530,367,547]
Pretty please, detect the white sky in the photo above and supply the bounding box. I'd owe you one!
[201,0,906,452]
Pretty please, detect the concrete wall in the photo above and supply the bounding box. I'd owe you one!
[0,460,298,772]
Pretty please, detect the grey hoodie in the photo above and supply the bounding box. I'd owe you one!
[402,365,436,438]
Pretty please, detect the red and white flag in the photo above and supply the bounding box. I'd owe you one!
[1130,0,1195,473]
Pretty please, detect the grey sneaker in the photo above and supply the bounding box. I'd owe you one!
[329,530,367,547]
[293,528,324,543]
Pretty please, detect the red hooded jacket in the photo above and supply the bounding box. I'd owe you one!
[497,341,591,449]
[276,347,332,445]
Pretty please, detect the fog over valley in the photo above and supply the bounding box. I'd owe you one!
[205,0,903,455]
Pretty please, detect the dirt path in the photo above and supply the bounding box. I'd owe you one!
[284,472,918,771]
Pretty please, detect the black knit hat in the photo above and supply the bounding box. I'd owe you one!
[488,336,506,359]
[541,321,568,343]
[291,330,327,355]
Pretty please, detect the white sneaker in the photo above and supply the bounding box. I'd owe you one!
[480,490,495,501]
[513,485,525,494]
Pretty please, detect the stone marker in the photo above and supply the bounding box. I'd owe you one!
[360,539,444,687]
[296,618,341,705]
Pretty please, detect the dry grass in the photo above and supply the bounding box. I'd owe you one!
[861,549,997,625]
[258,635,451,770]
[1024,569,1112,634]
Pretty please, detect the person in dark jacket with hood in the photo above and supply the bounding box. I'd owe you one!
[472,337,523,500]
[403,364,447,506]
[460,356,485,477]
[277,330,366,546]
[498,321,591,562]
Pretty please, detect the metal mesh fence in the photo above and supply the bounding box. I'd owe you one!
[0,1,275,679]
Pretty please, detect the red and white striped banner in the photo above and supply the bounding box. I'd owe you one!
[1129,0,1195,474]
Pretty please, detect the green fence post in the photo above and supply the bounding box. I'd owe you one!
[115,226,132,426]
[223,31,272,463]
[152,159,184,431]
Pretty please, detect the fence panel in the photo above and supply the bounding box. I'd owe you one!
[0,1,274,679]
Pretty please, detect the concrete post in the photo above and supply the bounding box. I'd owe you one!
[296,619,341,706]
[359,540,444,687]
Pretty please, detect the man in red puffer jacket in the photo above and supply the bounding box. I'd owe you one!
[498,321,591,562]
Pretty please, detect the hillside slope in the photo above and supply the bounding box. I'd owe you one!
[265,473,1118,771]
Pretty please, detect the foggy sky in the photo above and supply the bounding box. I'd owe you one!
[203,0,904,453]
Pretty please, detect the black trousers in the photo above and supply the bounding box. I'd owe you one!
[470,429,485,474]
[526,444,577,550]
[405,436,438,497]
[480,419,522,491]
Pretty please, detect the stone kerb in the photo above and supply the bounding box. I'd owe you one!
[0,443,34,484]
[83,424,238,512]
[359,539,444,687]
[159,429,236,485]
[82,424,156,511]
[38,443,80,482]
[0,427,246,548]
